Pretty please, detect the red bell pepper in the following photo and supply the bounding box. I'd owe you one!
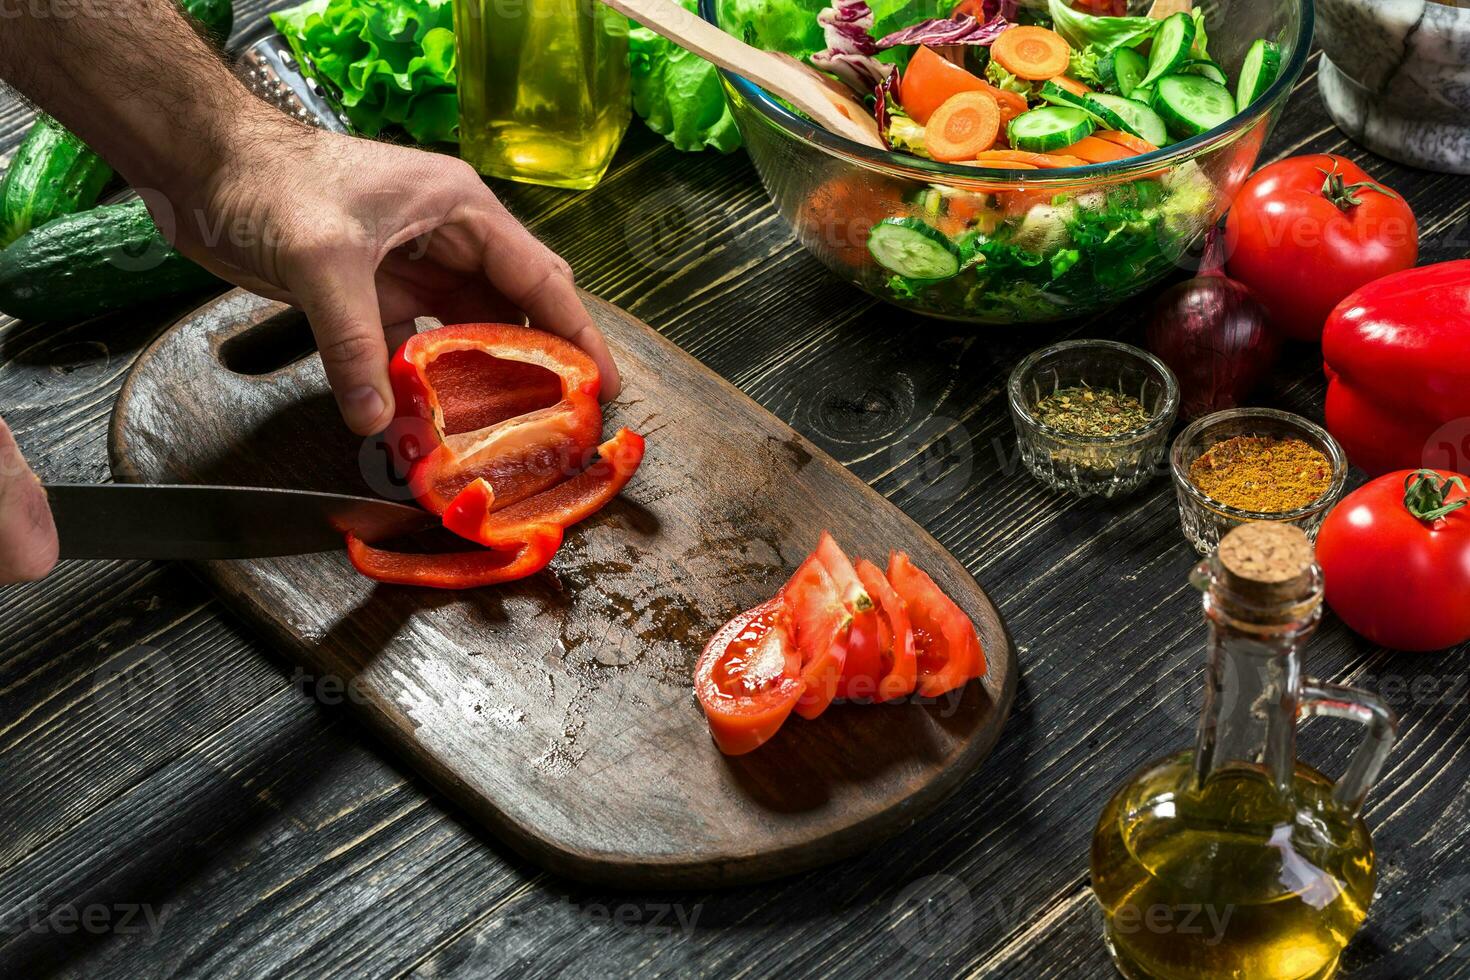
[442,429,645,548]
[346,525,563,589]
[390,323,604,515]
[1323,261,1470,477]
[347,323,646,590]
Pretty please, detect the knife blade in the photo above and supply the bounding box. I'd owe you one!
[46,484,438,560]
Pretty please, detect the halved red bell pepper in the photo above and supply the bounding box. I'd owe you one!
[441,429,646,549]
[345,525,563,589]
[390,323,604,515]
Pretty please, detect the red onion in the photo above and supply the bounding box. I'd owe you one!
[1146,230,1280,419]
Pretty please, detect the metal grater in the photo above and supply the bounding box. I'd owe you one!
[233,24,353,134]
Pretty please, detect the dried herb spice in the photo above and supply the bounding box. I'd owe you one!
[1188,435,1332,513]
[1034,385,1154,437]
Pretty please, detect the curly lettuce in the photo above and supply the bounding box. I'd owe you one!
[629,0,741,153]
[271,0,457,144]
[1046,0,1157,52]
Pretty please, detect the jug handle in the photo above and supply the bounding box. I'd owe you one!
[1299,679,1399,814]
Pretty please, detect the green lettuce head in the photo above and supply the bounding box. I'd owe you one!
[271,0,458,145]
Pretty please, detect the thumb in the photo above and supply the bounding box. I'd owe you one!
[291,261,395,435]
[0,419,58,584]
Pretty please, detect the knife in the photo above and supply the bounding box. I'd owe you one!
[46,484,438,560]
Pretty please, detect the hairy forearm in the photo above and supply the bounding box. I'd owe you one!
[0,0,304,194]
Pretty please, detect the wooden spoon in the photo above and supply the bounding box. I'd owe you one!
[602,0,885,148]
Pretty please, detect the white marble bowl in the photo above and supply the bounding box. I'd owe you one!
[1318,0,1470,173]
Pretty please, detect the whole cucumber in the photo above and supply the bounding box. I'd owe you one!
[0,0,231,247]
[0,116,113,247]
[0,199,220,321]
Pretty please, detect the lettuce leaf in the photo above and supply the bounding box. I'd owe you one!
[716,0,830,57]
[629,0,741,153]
[271,0,458,145]
[1046,0,1157,52]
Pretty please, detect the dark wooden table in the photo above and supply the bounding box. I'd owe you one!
[3,4,1468,975]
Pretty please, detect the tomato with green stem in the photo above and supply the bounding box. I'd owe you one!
[1224,154,1417,341]
[1317,470,1470,652]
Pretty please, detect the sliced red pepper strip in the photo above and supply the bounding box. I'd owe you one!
[441,429,646,549]
[390,323,604,515]
[345,525,562,590]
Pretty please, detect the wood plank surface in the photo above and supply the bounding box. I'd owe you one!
[108,287,1016,888]
[1,9,1469,978]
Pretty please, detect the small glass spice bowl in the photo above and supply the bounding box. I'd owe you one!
[1008,340,1180,499]
[1170,408,1349,555]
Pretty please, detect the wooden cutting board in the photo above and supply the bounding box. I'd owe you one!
[110,288,1017,888]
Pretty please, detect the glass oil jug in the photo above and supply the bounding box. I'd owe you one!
[1091,522,1398,980]
[454,0,630,189]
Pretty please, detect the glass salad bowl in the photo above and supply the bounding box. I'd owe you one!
[698,0,1312,324]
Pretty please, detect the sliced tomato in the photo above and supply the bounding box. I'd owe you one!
[694,599,804,756]
[887,551,985,697]
[813,531,872,614]
[859,558,918,701]
[782,553,853,720]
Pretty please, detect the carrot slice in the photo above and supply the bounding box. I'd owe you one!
[972,149,1082,169]
[960,160,1039,171]
[1051,75,1092,97]
[992,26,1072,81]
[1054,134,1133,164]
[1093,130,1160,155]
[926,91,1001,161]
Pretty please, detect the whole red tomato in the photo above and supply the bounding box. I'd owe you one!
[1224,154,1417,342]
[1317,470,1470,652]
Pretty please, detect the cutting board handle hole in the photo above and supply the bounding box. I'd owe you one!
[218,310,318,376]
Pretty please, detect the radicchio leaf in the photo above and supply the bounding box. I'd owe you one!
[810,0,893,94]
[873,71,900,150]
[875,12,1012,49]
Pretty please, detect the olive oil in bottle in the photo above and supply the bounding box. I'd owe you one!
[454,0,630,189]
[1090,523,1397,980]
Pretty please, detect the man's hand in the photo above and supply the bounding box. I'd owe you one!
[0,0,622,439]
[168,130,622,435]
[0,418,58,585]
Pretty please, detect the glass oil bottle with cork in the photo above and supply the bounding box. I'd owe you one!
[1091,522,1398,980]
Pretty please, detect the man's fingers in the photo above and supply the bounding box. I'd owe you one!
[291,262,395,435]
[477,213,622,401]
[0,418,58,585]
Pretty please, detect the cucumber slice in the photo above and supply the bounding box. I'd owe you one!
[1140,12,1196,89]
[1152,74,1238,138]
[1236,39,1282,109]
[1179,59,1228,86]
[1040,80,1089,111]
[1088,94,1169,147]
[867,219,960,281]
[1007,107,1096,153]
[1111,48,1147,98]
[1041,83,1142,140]
[1130,83,1156,106]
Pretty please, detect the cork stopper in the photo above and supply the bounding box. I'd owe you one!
[1214,522,1317,616]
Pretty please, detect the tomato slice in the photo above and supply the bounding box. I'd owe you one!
[902,46,1027,126]
[886,551,985,697]
[782,553,853,720]
[858,558,918,702]
[814,531,872,615]
[694,599,804,756]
